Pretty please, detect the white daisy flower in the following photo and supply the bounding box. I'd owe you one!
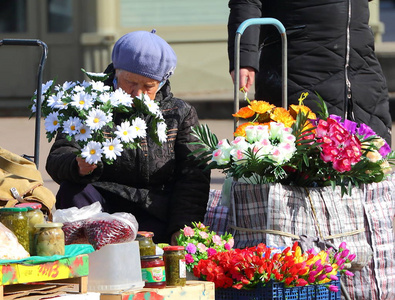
[115,121,136,143]
[91,81,110,93]
[144,98,161,116]
[157,121,167,143]
[47,91,65,109]
[71,91,93,110]
[62,117,82,136]
[81,141,103,164]
[86,108,109,130]
[75,124,92,142]
[99,92,111,104]
[112,88,133,107]
[55,81,76,92]
[131,117,147,138]
[81,80,91,88]
[102,138,123,160]
[44,111,61,133]
[35,80,53,95]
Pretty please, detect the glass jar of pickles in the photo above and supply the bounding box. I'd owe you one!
[34,223,65,256]
[163,246,186,286]
[0,207,29,252]
[136,231,156,256]
[16,203,45,255]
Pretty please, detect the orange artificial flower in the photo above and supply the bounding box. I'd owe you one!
[249,100,275,115]
[270,107,295,128]
[289,104,317,120]
[232,106,255,119]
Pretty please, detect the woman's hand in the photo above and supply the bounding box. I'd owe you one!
[76,156,97,176]
[230,67,255,92]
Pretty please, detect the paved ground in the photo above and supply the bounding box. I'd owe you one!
[0,117,234,195]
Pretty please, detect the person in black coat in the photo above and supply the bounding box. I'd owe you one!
[46,30,210,244]
[228,0,392,144]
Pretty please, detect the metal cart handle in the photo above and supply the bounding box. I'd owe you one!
[234,18,287,131]
[0,39,48,167]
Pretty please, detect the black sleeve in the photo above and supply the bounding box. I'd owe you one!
[166,105,211,235]
[227,0,262,72]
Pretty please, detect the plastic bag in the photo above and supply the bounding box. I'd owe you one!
[84,212,138,250]
[0,222,30,260]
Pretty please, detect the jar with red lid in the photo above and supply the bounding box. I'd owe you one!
[163,246,186,286]
[140,255,166,288]
[136,231,156,256]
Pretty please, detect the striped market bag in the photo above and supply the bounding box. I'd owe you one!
[228,177,395,300]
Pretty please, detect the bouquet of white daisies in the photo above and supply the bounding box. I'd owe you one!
[30,70,167,165]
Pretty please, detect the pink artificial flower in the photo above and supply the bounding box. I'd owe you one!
[212,235,222,246]
[183,226,195,237]
[186,243,197,254]
[228,238,234,248]
[185,253,194,264]
[196,222,206,229]
[347,253,356,262]
[199,231,209,239]
[344,270,354,277]
[224,243,231,250]
[207,248,217,256]
[197,243,207,252]
[329,274,338,281]
[328,285,339,293]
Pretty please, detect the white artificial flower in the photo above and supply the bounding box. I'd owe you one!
[35,80,53,95]
[99,92,111,103]
[115,121,135,143]
[102,138,123,160]
[44,111,61,133]
[75,124,92,142]
[131,117,147,138]
[91,81,110,93]
[80,80,91,88]
[112,88,133,107]
[47,91,65,109]
[157,121,167,143]
[62,117,82,136]
[86,108,109,130]
[253,138,273,158]
[144,98,161,117]
[71,91,93,110]
[55,81,76,92]
[212,148,231,165]
[81,141,103,164]
[73,84,85,93]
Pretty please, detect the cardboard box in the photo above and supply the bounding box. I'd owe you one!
[100,280,215,300]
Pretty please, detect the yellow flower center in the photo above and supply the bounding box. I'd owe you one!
[53,120,58,126]
[123,131,128,136]
[90,149,96,155]
[80,128,86,134]
[136,126,140,131]
[70,125,75,131]
[109,145,114,151]
[93,118,99,124]
[79,100,85,105]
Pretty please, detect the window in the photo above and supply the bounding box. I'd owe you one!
[0,0,27,33]
[47,0,73,33]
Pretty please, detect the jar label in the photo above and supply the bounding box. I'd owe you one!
[142,267,166,283]
[179,259,186,279]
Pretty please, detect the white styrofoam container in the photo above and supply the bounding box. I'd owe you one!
[87,241,145,292]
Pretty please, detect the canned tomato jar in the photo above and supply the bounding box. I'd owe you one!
[163,246,186,286]
[140,255,166,288]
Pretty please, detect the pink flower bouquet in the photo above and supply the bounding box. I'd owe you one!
[177,222,234,272]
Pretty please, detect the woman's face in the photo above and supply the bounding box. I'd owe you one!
[115,69,160,100]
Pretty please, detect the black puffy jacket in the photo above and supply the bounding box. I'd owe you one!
[228,0,391,144]
[46,68,210,239]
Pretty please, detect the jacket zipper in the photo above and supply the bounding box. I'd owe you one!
[344,0,353,121]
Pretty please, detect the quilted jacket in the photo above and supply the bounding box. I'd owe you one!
[46,66,210,239]
[228,0,391,144]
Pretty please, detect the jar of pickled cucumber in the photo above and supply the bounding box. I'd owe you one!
[136,231,156,256]
[0,207,29,252]
[34,223,65,256]
[163,246,186,286]
[16,203,45,255]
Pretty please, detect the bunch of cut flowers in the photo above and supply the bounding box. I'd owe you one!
[191,92,395,195]
[30,70,167,165]
[193,241,355,292]
[176,222,234,272]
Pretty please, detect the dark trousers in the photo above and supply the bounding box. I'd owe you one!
[56,182,171,243]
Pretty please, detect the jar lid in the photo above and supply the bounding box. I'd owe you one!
[141,255,162,260]
[163,246,185,251]
[16,203,42,210]
[0,207,28,212]
[34,222,63,228]
[137,231,154,238]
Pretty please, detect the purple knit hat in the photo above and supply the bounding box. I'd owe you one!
[112,30,177,81]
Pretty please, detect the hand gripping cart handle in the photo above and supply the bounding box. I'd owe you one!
[0,39,48,167]
[233,18,287,131]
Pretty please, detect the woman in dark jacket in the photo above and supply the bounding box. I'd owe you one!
[228,0,392,144]
[46,31,210,244]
